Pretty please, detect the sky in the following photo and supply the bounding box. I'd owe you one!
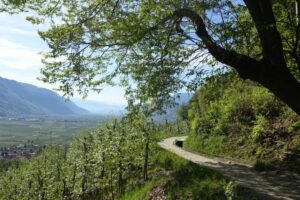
[0,12,127,105]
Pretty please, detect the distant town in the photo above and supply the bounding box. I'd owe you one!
[0,143,45,160]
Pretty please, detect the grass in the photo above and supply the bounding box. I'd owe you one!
[184,133,257,162]
[119,147,259,200]
[118,178,166,200]
[184,131,300,175]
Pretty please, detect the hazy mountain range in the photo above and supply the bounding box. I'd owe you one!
[72,93,193,117]
[153,93,193,122]
[0,76,192,118]
[0,77,88,116]
[71,98,126,115]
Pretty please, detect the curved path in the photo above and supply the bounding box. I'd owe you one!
[158,136,300,200]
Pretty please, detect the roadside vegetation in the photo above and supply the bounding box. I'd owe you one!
[185,72,300,172]
[0,116,259,200]
[0,0,299,199]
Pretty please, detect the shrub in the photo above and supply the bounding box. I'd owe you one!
[251,87,283,118]
[251,115,269,143]
[225,181,238,200]
[193,118,214,135]
[290,121,300,132]
[176,103,189,120]
[218,122,249,135]
[223,96,255,124]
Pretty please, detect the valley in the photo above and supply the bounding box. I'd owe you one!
[0,115,111,147]
[0,0,300,199]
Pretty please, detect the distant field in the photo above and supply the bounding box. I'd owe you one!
[0,115,113,147]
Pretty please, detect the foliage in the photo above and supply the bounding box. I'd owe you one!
[1,0,299,114]
[176,103,189,121]
[0,159,21,175]
[251,87,283,118]
[290,121,300,132]
[121,149,258,200]
[225,181,238,200]
[186,71,300,163]
[0,116,259,200]
[0,118,154,199]
[251,116,270,143]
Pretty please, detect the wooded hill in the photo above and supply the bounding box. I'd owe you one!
[186,72,300,171]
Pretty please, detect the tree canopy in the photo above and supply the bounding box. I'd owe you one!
[1,0,300,114]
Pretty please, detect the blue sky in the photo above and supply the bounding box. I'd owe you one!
[0,12,127,105]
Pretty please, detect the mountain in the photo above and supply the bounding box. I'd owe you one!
[0,77,88,116]
[72,98,126,115]
[153,93,193,122]
[72,93,192,118]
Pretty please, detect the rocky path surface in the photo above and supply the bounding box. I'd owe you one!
[158,136,300,200]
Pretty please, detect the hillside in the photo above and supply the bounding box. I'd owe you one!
[185,72,300,172]
[153,93,193,122]
[0,77,88,116]
[72,98,126,115]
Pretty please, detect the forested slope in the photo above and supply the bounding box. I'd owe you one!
[185,72,300,171]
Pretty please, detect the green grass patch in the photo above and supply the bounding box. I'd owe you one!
[120,148,258,200]
[118,177,166,200]
[184,133,257,162]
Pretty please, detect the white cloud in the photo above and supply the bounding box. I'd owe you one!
[0,13,127,105]
[0,38,42,70]
[0,38,26,48]
[0,26,37,37]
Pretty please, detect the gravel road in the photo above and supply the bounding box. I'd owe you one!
[158,136,300,200]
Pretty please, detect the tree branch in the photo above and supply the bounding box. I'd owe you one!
[173,8,260,79]
[243,0,286,66]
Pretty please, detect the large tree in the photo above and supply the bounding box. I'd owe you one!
[2,0,300,114]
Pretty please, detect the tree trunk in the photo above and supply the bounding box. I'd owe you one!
[118,161,123,195]
[236,60,300,115]
[261,68,300,115]
[175,7,300,115]
[143,139,149,181]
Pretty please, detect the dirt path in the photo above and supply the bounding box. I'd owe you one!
[158,136,300,200]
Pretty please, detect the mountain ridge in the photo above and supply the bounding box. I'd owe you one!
[72,98,126,115]
[0,77,88,116]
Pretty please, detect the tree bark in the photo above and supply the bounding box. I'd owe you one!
[174,6,300,115]
[236,59,300,115]
[143,137,149,181]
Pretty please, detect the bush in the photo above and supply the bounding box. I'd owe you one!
[217,122,249,136]
[177,104,189,120]
[251,87,283,118]
[223,96,255,124]
[193,117,215,135]
[290,121,300,132]
[225,181,238,200]
[251,115,269,142]
[186,71,300,165]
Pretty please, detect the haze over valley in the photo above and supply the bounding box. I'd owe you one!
[1,1,299,199]
[0,76,122,147]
